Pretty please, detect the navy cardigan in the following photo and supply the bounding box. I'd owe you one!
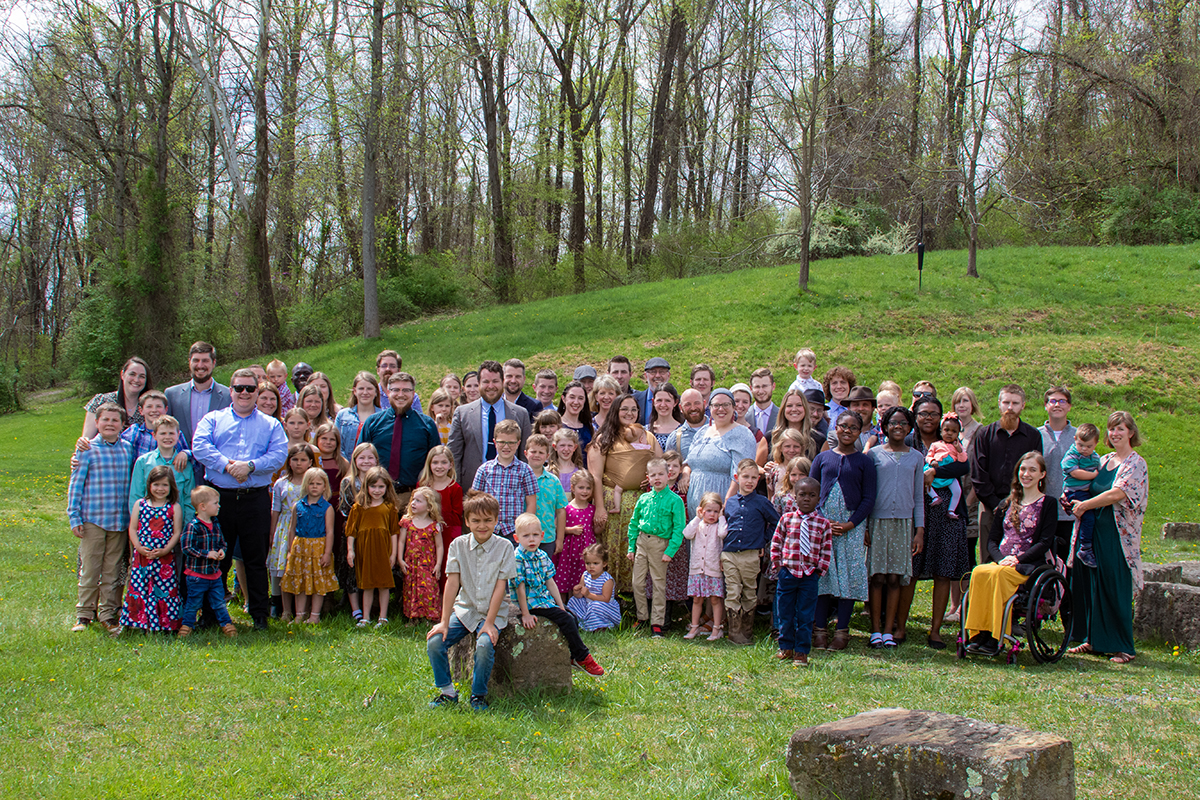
[810,449,877,527]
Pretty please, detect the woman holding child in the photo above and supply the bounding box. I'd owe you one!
[82,356,152,437]
[589,395,662,592]
[1067,411,1148,665]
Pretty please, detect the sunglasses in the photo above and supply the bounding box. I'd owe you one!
[231,385,258,394]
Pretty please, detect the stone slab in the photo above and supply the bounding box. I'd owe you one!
[787,707,1074,800]
[1133,581,1200,647]
[1141,563,1183,584]
[1162,522,1200,541]
[1181,562,1200,588]
[449,603,573,697]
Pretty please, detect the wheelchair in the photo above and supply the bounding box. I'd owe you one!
[955,559,1073,665]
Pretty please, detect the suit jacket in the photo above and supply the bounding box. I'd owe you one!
[511,392,542,420]
[746,403,778,437]
[448,399,532,489]
[164,380,231,443]
[632,389,654,425]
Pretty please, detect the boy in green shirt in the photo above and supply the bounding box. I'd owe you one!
[626,458,686,637]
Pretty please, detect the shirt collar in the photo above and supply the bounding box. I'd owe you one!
[190,379,213,394]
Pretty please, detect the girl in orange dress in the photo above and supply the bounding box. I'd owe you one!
[345,467,400,628]
[398,487,444,622]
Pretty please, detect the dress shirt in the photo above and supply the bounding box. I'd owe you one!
[770,510,833,577]
[67,435,135,530]
[480,399,506,462]
[189,382,214,441]
[471,458,538,540]
[192,406,288,490]
[510,547,557,608]
[723,491,782,552]
[447,532,518,630]
[626,487,686,556]
[357,405,440,487]
[969,420,1043,511]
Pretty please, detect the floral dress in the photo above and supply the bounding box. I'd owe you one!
[119,501,181,631]
[556,502,596,596]
[269,477,304,579]
[401,518,441,620]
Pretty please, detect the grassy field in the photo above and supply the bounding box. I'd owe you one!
[2,245,1199,798]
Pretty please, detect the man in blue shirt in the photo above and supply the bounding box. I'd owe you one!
[192,368,288,629]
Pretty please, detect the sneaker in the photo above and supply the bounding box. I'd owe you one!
[572,654,605,676]
[221,623,238,638]
[650,625,665,639]
[468,695,489,712]
[792,652,809,666]
[71,619,91,633]
[428,693,459,709]
[1077,547,1098,568]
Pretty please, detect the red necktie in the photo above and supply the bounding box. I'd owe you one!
[388,410,404,480]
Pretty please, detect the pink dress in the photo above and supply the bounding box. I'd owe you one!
[555,503,596,596]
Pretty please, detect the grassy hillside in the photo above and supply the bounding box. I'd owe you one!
[1,245,1198,799]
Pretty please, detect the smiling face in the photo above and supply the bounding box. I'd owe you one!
[230,378,259,414]
[732,391,752,420]
[644,366,669,392]
[751,375,774,404]
[828,376,850,402]
[463,374,481,402]
[665,460,681,481]
[780,439,803,461]
[1017,456,1045,491]
[376,356,400,384]
[617,397,639,428]
[121,360,148,397]
[301,392,325,421]
[679,390,705,425]
[316,432,338,457]
[353,379,379,409]
[503,365,526,397]
[479,368,503,404]
[367,479,387,503]
[441,375,462,397]
[554,438,577,463]
[834,414,862,448]
[189,352,214,383]
[354,450,378,473]
[149,477,171,502]
[563,386,586,417]
[781,394,806,425]
[387,380,415,415]
[429,452,452,478]
[914,402,941,437]
[608,361,631,392]
[154,424,179,452]
[534,378,557,406]
[595,385,617,414]
[691,371,713,398]
[1044,392,1070,425]
[795,356,815,380]
[1107,422,1131,450]
[95,410,123,440]
[256,391,279,417]
[140,396,166,425]
[572,479,592,503]
[653,390,677,421]
[884,413,911,446]
[708,394,733,426]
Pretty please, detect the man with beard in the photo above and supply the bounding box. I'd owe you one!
[633,356,671,424]
[502,358,542,418]
[375,350,422,414]
[165,342,231,481]
[666,388,709,495]
[969,383,1043,564]
[358,372,440,509]
[449,360,532,488]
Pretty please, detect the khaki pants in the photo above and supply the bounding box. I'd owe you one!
[77,522,127,622]
[632,533,670,626]
[721,549,760,613]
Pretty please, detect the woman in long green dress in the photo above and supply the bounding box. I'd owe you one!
[1067,411,1148,664]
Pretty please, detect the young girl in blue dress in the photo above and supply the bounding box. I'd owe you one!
[119,466,182,633]
[567,542,621,632]
[281,467,338,623]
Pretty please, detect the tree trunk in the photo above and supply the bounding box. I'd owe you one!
[362,0,383,338]
[323,0,362,278]
[251,0,279,351]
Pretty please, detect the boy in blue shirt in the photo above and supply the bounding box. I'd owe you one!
[1061,424,1102,567]
[723,459,781,645]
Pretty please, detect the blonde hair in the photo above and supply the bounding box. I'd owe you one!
[355,466,399,509]
[300,466,331,500]
[191,485,219,507]
[794,348,816,364]
[267,359,287,374]
[514,512,542,536]
[418,444,458,487]
[312,422,350,473]
[776,456,812,496]
[346,442,381,485]
[405,485,445,526]
[428,387,455,421]
[549,427,583,471]
[771,426,811,463]
[589,375,621,413]
[697,492,723,517]
[951,386,980,417]
[878,380,901,396]
[568,468,594,499]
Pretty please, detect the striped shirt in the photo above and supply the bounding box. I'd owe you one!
[769,510,833,578]
[67,435,135,530]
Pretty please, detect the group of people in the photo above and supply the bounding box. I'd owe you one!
[65,343,1149,706]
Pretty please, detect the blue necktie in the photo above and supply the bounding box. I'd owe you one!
[486,404,497,460]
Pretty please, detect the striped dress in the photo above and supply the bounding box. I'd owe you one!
[567,570,622,631]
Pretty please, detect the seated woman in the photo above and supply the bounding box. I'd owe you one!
[964,451,1057,655]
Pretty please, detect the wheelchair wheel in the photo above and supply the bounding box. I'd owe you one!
[1025,570,1072,664]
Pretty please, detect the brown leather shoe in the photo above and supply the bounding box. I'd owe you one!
[792,652,809,666]
[221,623,238,638]
[830,628,850,651]
[811,627,828,650]
[99,620,121,635]
[177,626,193,638]
[775,648,795,660]
[71,619,91,633]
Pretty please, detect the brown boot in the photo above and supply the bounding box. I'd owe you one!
[811,627,828,650]
[221,623,238,638]
[728,610,752,645]
[830,628,851,651]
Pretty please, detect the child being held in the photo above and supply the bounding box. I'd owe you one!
[1062,423,1102,568]
[568,542,621,632]
[924,413,967,519]
[178,486,237,638]
[770,477,833,666]
[682,493,727,641]
[267,359,296,414]
[609,422,653,511]
[511,513,605,675]
[787,348,822,395]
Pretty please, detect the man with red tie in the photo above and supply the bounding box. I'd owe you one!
[357,372,440,510]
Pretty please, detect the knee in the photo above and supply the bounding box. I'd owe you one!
[886,575,900,588]
[426,633,446,657]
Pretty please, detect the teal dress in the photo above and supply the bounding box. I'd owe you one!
[1070,464,1135,654]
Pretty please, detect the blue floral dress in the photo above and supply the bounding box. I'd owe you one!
[119,502,182,631]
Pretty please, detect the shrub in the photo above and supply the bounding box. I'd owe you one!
[1100,185,1200,245]
[0,364,20,414]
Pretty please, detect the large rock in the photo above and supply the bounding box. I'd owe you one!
[1181,562,1200,588]
[787,708,1074,800]
[1134,582,1200,647]
[449,603,573,697]
[1162,522,1200,541]
[1141,563,1183,584]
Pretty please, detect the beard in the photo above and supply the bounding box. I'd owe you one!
[684,409,706,425]
[1000,410,1020,426]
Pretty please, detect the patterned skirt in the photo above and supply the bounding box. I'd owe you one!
[120,546,181,632]
[601,486,641,593]
[281,538,339,595]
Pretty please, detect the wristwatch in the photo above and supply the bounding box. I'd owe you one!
[247,461,256,475]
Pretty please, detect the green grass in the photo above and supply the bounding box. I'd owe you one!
[2,245,1200,798]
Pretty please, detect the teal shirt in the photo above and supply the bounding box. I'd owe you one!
[533,469,567,544]
[626,487,686,557]
[129,448,196,527]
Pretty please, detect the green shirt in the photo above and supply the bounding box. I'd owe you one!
[533,469,567,544]
[627,487,686,557]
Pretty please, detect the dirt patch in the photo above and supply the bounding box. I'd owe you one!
[1077,363,1145,385]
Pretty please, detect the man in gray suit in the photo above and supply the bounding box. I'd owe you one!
[164,342,231,480]
[448,360,532,489]
[632,356,671,424]
[745,367,778,437]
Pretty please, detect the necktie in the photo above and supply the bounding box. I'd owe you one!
[388,410,405,480]
[486,404,497,460]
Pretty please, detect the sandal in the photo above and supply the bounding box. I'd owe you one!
[1109,652,1135,664]
[1067,642,1093,655]
[706,624,724,642]
[683,624,702,640]
[305,614,320,624]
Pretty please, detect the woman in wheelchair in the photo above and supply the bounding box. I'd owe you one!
[964,452,1057,656]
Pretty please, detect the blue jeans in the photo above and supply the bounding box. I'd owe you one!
[426,614,498,698]
[1066,489,1096,551]
[776,567,820,654]
[181,575,232,627]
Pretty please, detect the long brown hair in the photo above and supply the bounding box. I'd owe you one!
[771,390,815,459]
[593,393,638,455]
[1006,451,1047,531]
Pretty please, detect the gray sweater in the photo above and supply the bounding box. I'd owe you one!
[868,447,925,527]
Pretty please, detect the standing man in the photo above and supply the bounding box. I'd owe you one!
[804,389,829,443]
[969,383,1043,565]
[573,365,597,397]
[606,356,633,395]
[633,357,671,424]
[532,369,559,412]
[1039,386,1077,558]
[666,388,709,495]
[376,349,422,413]
[747,368,778,438]
[449,360,532,488]
[357,372,440,511]
[503,358,542,418]
[191,369,288,629]
[164,342,231,456]
[690,364,716,409]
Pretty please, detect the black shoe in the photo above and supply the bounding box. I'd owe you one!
[428,693,459,709]
[926,635,947,650]
[252,617,269,631]
[651,625,665,639]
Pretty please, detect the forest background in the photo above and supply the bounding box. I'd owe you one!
[1,0,1199,402]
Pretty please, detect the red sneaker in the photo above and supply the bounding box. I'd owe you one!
[572,654,606,676]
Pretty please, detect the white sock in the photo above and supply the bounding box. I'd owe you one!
[438,685,458,698]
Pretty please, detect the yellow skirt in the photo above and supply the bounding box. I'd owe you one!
[281,537,339,596]
[964,563,1027,640]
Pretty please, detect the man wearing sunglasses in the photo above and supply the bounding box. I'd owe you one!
[192,369,288,630]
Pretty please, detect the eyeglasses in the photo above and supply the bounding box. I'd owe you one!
[231,385,258,393]
[835,423,859,431]
[709,403,733,411]
[916,411,940,419]
[1046,398,1070,405]
[495,440,520,447]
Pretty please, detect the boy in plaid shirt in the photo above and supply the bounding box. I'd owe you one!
[178,486,237,637]
[510,514,604,675]
[769,477,832,665]
[471,419,537,542]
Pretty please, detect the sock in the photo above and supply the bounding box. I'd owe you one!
[438,685,458,698]
[352,609,363,620]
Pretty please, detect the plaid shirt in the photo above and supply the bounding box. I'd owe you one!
[471,458,538,539]
[182,517,227,578]
[67,435,135,530]
[278,383,296,415]
[509,546,557,609]
[121,423,188,460]
[769,510,833,578]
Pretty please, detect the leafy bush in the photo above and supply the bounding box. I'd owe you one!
[0,364,20,413]
[1100,185,1200,245]
[64,271,136,394]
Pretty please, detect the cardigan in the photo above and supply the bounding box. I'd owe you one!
[809,449,876,528]
[986,494,1058,574]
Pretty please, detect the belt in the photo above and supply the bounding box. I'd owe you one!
[219,485,268,497]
